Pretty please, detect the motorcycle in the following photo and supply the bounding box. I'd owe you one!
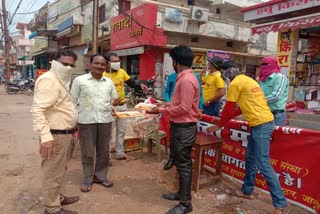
[5,78,35,94]
[126,77,155,106]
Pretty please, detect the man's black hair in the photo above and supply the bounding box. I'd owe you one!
[105,52,119,62]
[220,61,238,70]
[169,45,193,67]
[55,50,78,61]
[90,54,105,63]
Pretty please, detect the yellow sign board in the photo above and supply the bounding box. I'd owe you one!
[277,30,294,67]
[193,52,206,69]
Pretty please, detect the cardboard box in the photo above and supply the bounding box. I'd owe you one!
[296,63,307,71]
[124,137,140,152]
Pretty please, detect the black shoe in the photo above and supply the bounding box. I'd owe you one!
[60,195,80,206]
[163,158,174,170]
[162,193,180,201]
[44,208,78,214]
[166,203,193,214]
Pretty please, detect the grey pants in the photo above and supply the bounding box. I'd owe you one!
[78,123,112,183]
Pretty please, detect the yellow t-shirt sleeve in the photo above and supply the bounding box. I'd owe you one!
[121,69,131,82]
[216,75,225,89]
[227,83,240,103]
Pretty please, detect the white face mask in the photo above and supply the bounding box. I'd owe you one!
[110,62,120,71]
[51,60,74,89]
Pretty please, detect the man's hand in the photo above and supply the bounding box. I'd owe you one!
[111,107,117,116]
[140,83,149,92]
[211,117,220,124]
[204,102,210,107]
[206,125,221,133]
[155,102,166,108]
[40,141,55,159]
[148,106,160,114]
[112,98,121,106]
[198,110,203,120]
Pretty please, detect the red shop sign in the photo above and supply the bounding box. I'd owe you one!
[110,3,167,50]
[252,15,320,35]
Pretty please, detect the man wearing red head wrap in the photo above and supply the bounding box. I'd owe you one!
[259,56,288,126]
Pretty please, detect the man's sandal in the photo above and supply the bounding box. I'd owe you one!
[93,178,113,188]
[274,207,285,214]
[226,189,254,200]
[80,182,92,193]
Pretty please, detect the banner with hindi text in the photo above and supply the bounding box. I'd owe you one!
[194,115,320,213]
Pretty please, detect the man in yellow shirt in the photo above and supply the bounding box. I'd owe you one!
[199,56,225,116]
[103,52,148,160]
[208,62,287,214]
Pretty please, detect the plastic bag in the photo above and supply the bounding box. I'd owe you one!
[131,114,159,138]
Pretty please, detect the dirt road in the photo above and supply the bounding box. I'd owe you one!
[0,89,312,214]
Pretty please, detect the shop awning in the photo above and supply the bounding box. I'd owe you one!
[56,28,72,38]
[166,45,265,58]
[252,13,320,35]
[29,30,57,39]
[111,46,145,57]
[18,56,26,60]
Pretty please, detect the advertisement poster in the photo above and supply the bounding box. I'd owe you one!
[207,50,231,62]
[277,30,294,67]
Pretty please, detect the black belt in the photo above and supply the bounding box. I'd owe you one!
[272,110,285,115]
[114,102,125,106]
[170,122,197,128]
[50,129,76,135]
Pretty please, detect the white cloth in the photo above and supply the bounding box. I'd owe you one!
[113,104,127,156]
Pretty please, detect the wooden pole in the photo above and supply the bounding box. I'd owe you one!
[92,0,98,53]
[2,0,11,80]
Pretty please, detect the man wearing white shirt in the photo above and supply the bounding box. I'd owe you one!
[71,55,118,192]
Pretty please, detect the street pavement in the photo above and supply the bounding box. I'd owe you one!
[0,88,312,214]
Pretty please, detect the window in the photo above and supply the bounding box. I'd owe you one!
[259,34,267,50]
[118,0,130,14]
[99,4,106,23]
[226,41,233,48]
[127,55,140,75]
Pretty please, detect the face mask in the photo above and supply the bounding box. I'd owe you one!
[51,60,74,89]
[110,62,120,71]
[222,76,230,85]
[206,61,210,69]
[222,67,240,84]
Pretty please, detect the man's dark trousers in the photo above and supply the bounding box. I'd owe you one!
[170,122,197,202]
[78,123,112,183]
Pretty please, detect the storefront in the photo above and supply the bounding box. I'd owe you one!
[241,0,320,113]
[241,1,320,212]
[110,3,167,82]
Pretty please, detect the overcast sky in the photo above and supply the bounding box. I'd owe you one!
[2,0,271,34]
[1,0,55,34]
